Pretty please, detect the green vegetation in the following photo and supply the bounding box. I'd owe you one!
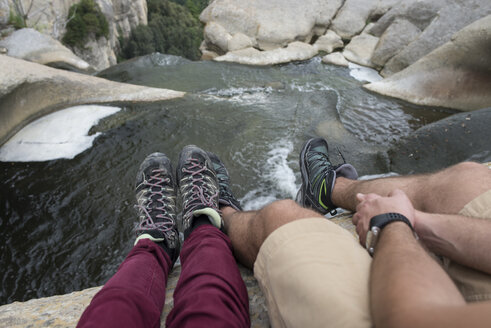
[9,0,32,29]
[62,0,109,48]
[8,9,26,29]
[119,0,205,61]
[169,0,209,20]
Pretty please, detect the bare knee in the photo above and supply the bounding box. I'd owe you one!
[258,199,322,239]
[443,162,490,184]
[262,199,299,216]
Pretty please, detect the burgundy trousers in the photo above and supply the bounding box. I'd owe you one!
[78,225,250,328]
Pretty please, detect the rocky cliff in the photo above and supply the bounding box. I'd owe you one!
[0,0,147,70]
[0,55,184,145]
[200,0,490,73]
[200,0,491,111]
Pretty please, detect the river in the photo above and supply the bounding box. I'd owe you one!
[0,54,454,304]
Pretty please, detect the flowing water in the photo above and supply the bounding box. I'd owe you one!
[0,54,454,304]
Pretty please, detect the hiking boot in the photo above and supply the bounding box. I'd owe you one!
[177,145,222,238]
[207,151,243,211]
[134,152,180,264]
[296,138,358,215]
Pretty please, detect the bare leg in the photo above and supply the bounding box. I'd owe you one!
[222,200,323,269]
[333,162,491,214]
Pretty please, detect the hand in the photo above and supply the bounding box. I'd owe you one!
[352,189,415,246]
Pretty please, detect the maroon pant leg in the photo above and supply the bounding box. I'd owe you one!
[78,239,171,328]
[166,225,250,328]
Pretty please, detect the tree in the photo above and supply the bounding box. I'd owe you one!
[62,0,109,48]
[120,0,203,61]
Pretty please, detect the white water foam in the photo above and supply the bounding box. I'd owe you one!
[0,105,121,162]
[348,63,383,83]
[288,81,334,93]
[241,139,300,210]
[264,141,298,196]
[238,140,400,211]
[201,86,273,106]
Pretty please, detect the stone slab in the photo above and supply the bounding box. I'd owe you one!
[0,216,358,327]
[0,55,184,146]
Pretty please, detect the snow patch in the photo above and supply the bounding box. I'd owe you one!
[0,105,121,162]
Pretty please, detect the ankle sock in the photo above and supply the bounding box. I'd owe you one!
[186,215,212,238]
[193,215,213,228]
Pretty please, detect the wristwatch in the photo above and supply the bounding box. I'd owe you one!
[365,212,414,255]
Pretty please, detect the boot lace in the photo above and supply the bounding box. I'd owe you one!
[181,158,219,219]
[135,169,176,233]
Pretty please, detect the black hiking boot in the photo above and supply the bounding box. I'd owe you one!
[207,151,243,211]
[177,145,222,238]
[296,138,358,215]
[134,152,180,264]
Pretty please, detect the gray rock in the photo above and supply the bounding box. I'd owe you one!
[342,34,379,67]
[375,0,491,76]
[201,49,219,61]
[330,0,377,39]
[389,108,491,174]
[228,33,253,51]
[214,42,317,66]
[371,18,421,68]
[314,30,344,54]
[368,0,439,37]
[371,0,404,19]
[361,22,376,35]
[0,55,184,145]
[0,0,9,27]
[365,15,491,111]
[328,0,401,40]
[72,36,117,72]
[322,52,349,67]
[10,0,148,70]
[0,214,361,328]
[204,21,232,54]
[200,0,344,51]
[0,262,271,327]
[0,28,91,71]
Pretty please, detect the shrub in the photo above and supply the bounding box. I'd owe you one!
[62,0,109,48]
[169,0,209,19]
[8,9,26,29]
[120,0,203,61]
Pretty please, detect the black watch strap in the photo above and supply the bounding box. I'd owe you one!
[369,212,413,231]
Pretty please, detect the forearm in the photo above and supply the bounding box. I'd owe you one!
[371,222,467,328]
[415,211,491,273]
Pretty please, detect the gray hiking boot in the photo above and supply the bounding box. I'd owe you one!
[296,138,358,215]
[177,145,222,238]
[134,152,180,264]
[207,151,243,211]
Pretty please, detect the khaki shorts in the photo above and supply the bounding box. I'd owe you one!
[254,189,491,327]
[254,218,372,328]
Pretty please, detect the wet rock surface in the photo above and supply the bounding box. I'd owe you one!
[389,107,491,174]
